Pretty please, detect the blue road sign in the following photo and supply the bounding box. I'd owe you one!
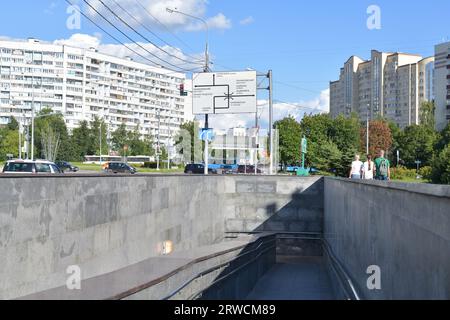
[199,128,215,142]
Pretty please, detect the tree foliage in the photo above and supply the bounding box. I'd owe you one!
[174,121,203,163]
[397,125,438,167]
[274,116,302,167]
[430,145,450,184]
[419,101,436,130]
[34,108,73,160]
[360,120,393,157]
[111,123,153,157]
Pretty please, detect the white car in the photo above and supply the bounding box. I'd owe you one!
[2,160,63,174]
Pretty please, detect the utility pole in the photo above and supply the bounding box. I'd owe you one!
[99,122,102,164]
[366,103,370,155]
[157,108,161,171]
[31,73,35,160]
[166,8,210,175]
[254,109,259,175]
[268,70,274,175]
[167,117,172,170]
[256,71,274,175]
[18,119,22,160]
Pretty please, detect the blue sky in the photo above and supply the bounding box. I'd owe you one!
[1,0,449,127]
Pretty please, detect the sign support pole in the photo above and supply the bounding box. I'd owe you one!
[268,70,274,175]
[204,42,210,175]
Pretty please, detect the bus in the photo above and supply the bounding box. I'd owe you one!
[84,155,152,165]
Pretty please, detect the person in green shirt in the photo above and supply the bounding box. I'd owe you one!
[374,150,391,181]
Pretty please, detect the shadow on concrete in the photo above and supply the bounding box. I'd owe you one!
[195,178,337,300]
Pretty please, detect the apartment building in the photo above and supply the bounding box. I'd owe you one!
[434,42,450,131]
[0,38,192,143]
[330,50,435,128]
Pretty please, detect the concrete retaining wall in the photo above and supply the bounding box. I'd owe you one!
[0,175,226,300]
[324,178,450,300]
[0,175,321,300]
[222,176,324,234]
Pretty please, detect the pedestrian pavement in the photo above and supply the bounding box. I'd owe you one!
[246,257,336,300]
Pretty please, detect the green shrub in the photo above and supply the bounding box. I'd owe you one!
[418,166,432,181]
[142,162,158,169]
[391,166,417,181]
[430,145,450,185]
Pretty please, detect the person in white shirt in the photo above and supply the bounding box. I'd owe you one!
[362,154,375,180]
[349,154,363,179]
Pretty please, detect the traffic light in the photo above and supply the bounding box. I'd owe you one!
[179,84,188,96]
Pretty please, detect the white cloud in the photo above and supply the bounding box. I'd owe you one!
[83,0,232,32]
[197,89,330,130]
[240,16,255,26]
[186,13,232,31]
[54,33,101,49]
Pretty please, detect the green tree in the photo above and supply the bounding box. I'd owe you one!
[174,121,203,163]
[89,116,108,156]
[111,123,129,155]
[71,120,91,160]
[435,122,450,151]
[0,129,19,160]
[274,116,302,168]
[111,123,154,157]
[307,139,342,173]
[7,117,19,131]
[419,101,435,129]
[398,125,438,168]
[430,145,450,185]
[34,108,73,160]
[329,114,361,176]
[127,125,153,156]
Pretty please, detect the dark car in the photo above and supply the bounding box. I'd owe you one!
[184,164,217,174]
[55,161,79,172]
[2,160,63,174]
[237,165,262,174]
[104,162,137,174]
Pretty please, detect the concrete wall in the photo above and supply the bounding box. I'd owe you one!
[0,175,226,300]
[0,175,321,300]
[223,176,324,234]
[324,178,450,300]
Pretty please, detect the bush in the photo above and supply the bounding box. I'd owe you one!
[390,166,417,181]
[142,162,158,169]
[418,166,432,181]
[430,145,450,185]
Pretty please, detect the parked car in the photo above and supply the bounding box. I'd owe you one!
[184,164,217,174]
[103,162,137,174]
[55,161,79,172]
[237,165,262,174]
[222,165,236,174]
[2,160,63,174]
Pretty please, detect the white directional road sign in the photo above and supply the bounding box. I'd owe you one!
[193,71,257,115]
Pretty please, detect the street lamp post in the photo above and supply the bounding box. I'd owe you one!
[31,74,35,160]
[99,122,103,164]
[157,108,161,171]
[167,7,210,175]
[366,103,370,155]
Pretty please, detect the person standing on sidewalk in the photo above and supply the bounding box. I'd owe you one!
[349,154,363,179]
[362,154,375,180]
[374,150,391,181]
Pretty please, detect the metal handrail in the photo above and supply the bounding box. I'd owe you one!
[226,231,363,300]
[321,239,362,300]
[189,244,276,300]
[161,236,276,300]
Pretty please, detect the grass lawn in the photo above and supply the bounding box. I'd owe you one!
[391,177,429,184]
